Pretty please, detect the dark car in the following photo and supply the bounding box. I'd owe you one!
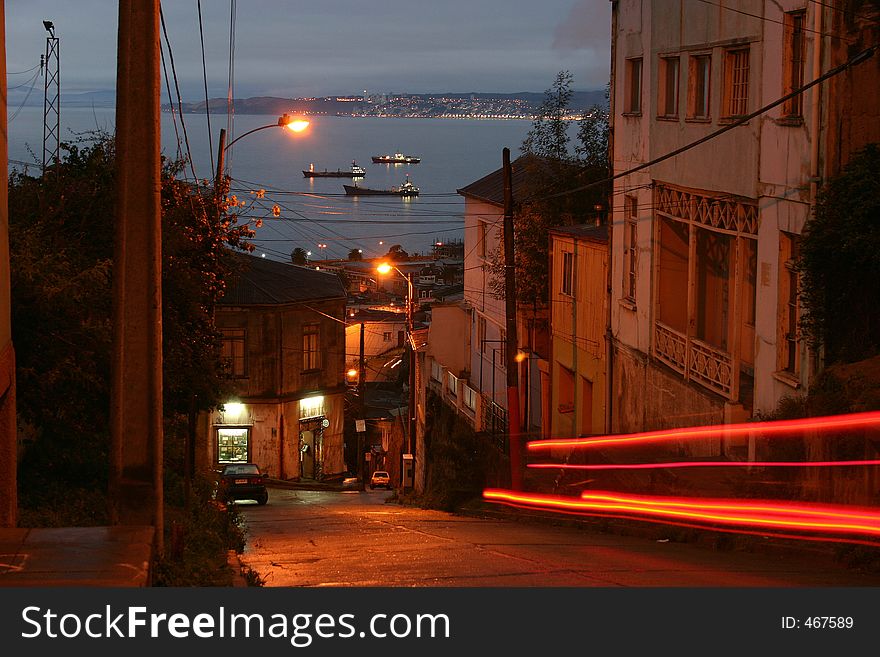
[219,463,268,505]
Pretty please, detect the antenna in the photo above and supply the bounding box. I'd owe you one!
[42,20,60,173]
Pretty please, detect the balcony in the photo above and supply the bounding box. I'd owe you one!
[654,321,734,399]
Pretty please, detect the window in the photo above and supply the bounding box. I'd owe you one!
[478,316,487,354]
[220,328,247,378]
[624,196,638,301]
[783,11,806,118]
[478,220,488,258]
[383,331,392,342]
[723,48,749,117]
[659,56,680,117]
[625,57,643,114]
[688,54,711,119]
[463,385,477,411]
[431,359,443,382]
[778,233,801,376]
[561,251,574,296]
[217,427,249,463]
[302,323,321,371]
[447,371,458,397]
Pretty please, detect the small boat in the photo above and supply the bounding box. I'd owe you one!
[303,161,366,178]
[344,175,420,197]
[371,152,421,164]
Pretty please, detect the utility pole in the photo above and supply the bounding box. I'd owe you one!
[110,0,164,553]
[41,20,60,173]
[407,272,416,486]
[358,322,366,491]
[502,147,523,490]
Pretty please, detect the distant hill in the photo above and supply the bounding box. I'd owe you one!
[169,89,608,116]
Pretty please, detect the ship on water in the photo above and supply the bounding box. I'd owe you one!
[303,161,366,177]
[371,152,421,164]
[344,175,419,197]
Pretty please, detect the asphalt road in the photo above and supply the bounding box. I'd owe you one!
[237,487,880,587]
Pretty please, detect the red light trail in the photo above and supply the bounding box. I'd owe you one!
[482,489,880,539]
[526,410,880,451]
[527,459,880,471]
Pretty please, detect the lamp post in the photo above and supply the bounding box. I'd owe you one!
[377,262,416,491]
[213,114,309,196]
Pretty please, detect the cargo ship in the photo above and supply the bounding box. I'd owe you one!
[371,153,421,164]
[343,175,419,197]
[303,161,366,177]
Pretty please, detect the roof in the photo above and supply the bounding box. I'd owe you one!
[220,251,347,306]
[457,154,544,206]
[550,223,609,243]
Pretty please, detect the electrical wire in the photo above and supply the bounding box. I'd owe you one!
[197,0,215,175]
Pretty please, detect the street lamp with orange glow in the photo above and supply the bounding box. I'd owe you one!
[377,261,416,491]
[214,114,310,194]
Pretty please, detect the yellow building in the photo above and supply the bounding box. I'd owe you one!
[549,225,608,438]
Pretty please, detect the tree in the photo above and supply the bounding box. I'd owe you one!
[383,244,409,261]
[489,72,611,306]
[347,248,363,261]
[9,133,253,519]
[291,247,308,265]
[799,143,880,362]
[521,70,574,162]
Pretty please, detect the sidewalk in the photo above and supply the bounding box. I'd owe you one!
[0,525,154,587]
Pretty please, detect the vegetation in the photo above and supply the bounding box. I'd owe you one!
[347,248,363,261]
[10,134,255,582]
[799,144,880,362]
[488,72,610,306]
[290,247,308,265]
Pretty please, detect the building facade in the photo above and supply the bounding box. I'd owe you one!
[608,0,835,438]
[200,253,348,480]
[549,225,609,439]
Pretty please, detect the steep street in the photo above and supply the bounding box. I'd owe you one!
[238,488,880,587]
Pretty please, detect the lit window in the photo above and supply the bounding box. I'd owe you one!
[220,328,247,378]
[447,371,458,397]
[383,331,392,342]
[463,386,477,411]
[723,48,749,117]
[688,54,711,119]
[659,55,680,117]
[625,58,643,114]
[303,324,321,371]
[217,427,249,463]
[783,11,806,118]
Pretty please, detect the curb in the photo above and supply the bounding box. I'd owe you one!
[227,550,248,587]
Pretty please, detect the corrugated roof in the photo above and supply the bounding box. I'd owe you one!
[220,251,347,306]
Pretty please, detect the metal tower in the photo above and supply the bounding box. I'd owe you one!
[42,20,60,172]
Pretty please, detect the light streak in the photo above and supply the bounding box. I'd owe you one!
[527,459,880,471]
[482,489,880,538]
[527,411,880,451]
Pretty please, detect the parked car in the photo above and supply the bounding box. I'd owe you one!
[370,470,391,489]
[219,463,268,505]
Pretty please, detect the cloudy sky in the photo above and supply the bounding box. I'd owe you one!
[6,0,611,98]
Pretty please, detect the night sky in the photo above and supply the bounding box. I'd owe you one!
[5,0,611,98]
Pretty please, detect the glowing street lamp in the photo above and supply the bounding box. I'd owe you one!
[214,114,310,194]
[376,261,416,491]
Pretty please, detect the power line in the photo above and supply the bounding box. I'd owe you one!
[693,0,854,42]
[197,0,215,175]
[541,46,877,202]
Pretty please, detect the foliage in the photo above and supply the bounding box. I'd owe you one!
[9,132,253,524]
[798,143,880,362]
[383,244,409,261]
[488,72,610,306]
[152,474,247,586]
[347,248,363,261]
[291,247,308,265]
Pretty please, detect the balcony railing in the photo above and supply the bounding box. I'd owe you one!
[654,321,734,398]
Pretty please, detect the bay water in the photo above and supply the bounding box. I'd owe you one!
[8,107,537,259]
